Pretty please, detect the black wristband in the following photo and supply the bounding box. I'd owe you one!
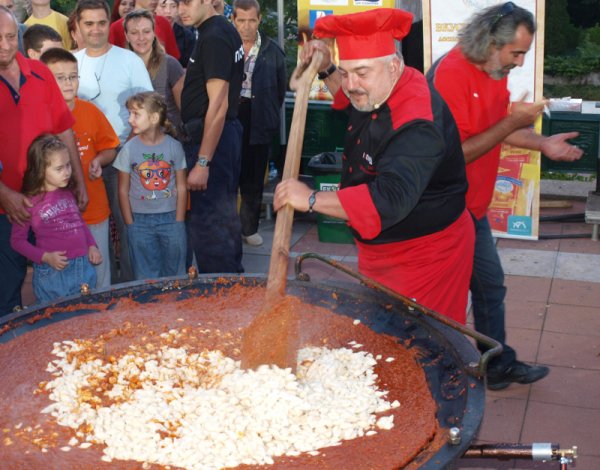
[317,63,337,80]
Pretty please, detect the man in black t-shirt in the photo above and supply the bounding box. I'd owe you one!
[179,0,245,273]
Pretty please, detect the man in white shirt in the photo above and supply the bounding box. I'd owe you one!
[74,0,153,284]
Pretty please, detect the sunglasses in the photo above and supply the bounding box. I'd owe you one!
[491,2,515,32]
[89,72,102,101]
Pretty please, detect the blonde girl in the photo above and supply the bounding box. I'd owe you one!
[10,134,101,304]
[113,91,188,280]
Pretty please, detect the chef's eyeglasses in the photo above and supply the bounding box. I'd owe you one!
[491,2,515,32]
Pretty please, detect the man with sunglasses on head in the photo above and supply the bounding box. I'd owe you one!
[74,0,152,284]
[427,2,583,390]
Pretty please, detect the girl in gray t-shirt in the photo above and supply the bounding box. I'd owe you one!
[113,92,187,280]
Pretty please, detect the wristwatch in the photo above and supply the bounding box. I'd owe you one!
[196,156,211,168]
[308,190,319,213]
[317,63,337,80]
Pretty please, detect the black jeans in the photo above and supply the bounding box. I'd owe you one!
[103,165,133,284]
[0,215,27,316]
[238,99,270,236]
[184,119,244,274]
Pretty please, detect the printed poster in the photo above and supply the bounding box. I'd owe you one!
[298,0,395,100]
[424,0,545,240]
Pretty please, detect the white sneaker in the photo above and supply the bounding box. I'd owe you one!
[243,232,263,246]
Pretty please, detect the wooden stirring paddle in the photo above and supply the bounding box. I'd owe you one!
[240,51,324,371]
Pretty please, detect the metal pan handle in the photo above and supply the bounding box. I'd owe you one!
[294,252,502,377]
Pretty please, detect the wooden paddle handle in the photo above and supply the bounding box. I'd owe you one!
[265,51,324,304]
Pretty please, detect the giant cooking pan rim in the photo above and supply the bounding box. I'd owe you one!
[0,273,486,469]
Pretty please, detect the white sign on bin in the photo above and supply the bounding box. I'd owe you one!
[320,183,340,192]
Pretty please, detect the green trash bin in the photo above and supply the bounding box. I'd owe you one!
[308,152,355,244]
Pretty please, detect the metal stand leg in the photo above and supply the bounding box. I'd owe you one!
[585,191,600,241]
[265,203,273,221]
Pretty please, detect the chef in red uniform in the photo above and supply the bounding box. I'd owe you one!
[274,8,475,323]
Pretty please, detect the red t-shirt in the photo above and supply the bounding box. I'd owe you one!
[429,46,510,219]
[72,98,120,225]
[0,53,75,214]
[109,15,180,60]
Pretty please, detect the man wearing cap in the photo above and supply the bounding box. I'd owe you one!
[274,9,474,323]
[427,3,582,390]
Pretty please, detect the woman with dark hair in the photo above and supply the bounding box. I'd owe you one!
[110,0,134,23]
[124,9,184,129]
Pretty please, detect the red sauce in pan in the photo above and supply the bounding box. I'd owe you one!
[0,285,441,469]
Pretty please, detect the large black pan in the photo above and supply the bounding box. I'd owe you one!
[0,264,495,469]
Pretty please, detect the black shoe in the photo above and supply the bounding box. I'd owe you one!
[487,361,549,391]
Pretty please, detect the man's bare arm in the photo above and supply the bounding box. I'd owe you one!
[462,100,544,164]
[187,78,229,191]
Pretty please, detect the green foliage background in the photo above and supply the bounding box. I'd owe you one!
[50,0,599,99]
[544,0,600,100]
[257,0,298,83]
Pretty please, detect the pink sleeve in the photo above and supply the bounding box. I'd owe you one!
[10,216,45,264]
[83,223,97,248]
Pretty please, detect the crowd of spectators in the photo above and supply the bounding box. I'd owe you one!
[0,0,286,315]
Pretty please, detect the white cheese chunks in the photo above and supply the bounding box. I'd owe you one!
[376,415,394,430]
[41,333,399,470]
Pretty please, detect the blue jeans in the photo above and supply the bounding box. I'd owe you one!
[0,215,27,315]
[33,255,96,304]
[127,211,187,280]
[471,215,517,371]
[184,119,244,274]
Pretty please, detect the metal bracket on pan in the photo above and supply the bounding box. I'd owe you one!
[294,252,502,378]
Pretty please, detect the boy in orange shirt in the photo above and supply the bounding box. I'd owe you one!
[40,48,120,288]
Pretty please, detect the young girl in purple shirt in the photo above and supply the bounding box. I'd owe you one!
[10,134,102,304]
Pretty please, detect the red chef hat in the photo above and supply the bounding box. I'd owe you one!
[313,8,413,61]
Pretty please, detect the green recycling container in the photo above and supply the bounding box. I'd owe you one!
[541,101,600,173]
[308,152,355,244]
[283,97,349,174]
